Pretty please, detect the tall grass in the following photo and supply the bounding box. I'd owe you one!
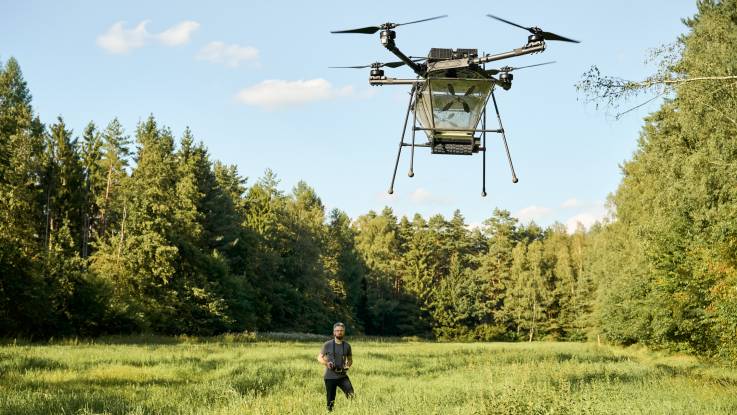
[2,340,736,414]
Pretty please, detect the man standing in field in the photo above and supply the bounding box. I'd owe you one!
[317,322,354,411]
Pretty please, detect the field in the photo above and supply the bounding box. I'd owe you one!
[2,337,737,414]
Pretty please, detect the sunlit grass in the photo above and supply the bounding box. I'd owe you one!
[1,339,736,414]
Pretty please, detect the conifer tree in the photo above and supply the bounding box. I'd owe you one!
[43,117,86,253]
[0,57,47,335]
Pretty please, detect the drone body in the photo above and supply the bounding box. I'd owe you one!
[331,15,579,196]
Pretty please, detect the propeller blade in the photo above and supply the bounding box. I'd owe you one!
[462,101,470,113]
[485,61,556,75]
[540,31,580,43]
[331,16,446,34]
[329,65,372,69]
[442,101,454,111]
[447,84,456,95]
[506,61,555,72]
[384,61,407,68]
[397,15,448,27]
[511,61,556,71]
[486,14,533,33]
[486,14,580,43]
[328,60,411,69]
[464,85,476,96]
[330,26,381,34]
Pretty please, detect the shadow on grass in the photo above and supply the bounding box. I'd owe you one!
[84,355,226,370]
[0,356,68,375]
[491,351,633,365]
[565,369,644,388]
[554,352,632,364]
[654,363,737,387]
[230,366,288,396]
[18,375,189,391]
[364,352,397,361]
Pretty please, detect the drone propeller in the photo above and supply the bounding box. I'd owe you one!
[485,60,556,75]
[486,14,580,43]
[329,62,403,69]
[329,57,426,69]
[331,15,448,34]
[441,84,475,113]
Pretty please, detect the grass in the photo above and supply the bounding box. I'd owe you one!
[2,338,737,414]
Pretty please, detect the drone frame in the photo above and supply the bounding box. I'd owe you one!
[386,77,517,197]
[331,14,577,197]
[376,27,543,197]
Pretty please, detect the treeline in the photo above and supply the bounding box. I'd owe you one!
[583,0,737,362]
[0,56,596,341]
[2,0,737,363]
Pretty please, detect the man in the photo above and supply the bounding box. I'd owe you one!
[317,322,354,411]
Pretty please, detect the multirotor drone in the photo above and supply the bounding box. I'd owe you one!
[331,14,579,196]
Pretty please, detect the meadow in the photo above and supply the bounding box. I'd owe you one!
[2,337,737,415]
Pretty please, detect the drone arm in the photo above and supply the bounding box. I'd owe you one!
[472,41,546,65]
[381,30,424,76]
[369,78,424,86]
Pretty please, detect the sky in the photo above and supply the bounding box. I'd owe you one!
[1,1,698,231]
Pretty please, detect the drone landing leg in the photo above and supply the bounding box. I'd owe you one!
[408,97,418,178]
[389,86,416,194]
[491,90,519,183]
[482,108,487,197]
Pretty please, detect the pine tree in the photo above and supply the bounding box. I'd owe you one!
[324,209,365,331]
[97,118,130,238]
[43,117,86,254]
[478,209,519,337]
[90,116,180,332]
[80,122,102,258]
[209,161,258,330]
[0,57,47,335]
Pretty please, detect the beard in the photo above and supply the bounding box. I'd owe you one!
[334,333,344,340]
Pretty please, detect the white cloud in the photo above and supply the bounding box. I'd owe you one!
[97,20,200,54]
[196,41,259,67]
[409,188,452,205]
[157,21,200,46]
[97,21,149,53]
[515,205,553,223]
[560,198,581,209]
[564,203,608,233]
[235,79,353,110]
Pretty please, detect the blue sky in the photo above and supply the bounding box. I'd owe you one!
[1,1,697,230]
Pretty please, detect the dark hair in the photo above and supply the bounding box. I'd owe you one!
[333,322,345,329]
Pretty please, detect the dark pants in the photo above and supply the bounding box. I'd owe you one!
[324,377,354,411]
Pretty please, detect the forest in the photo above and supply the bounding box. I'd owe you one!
[1,0,736,364]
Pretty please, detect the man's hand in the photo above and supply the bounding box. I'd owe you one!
[317,353,330,367]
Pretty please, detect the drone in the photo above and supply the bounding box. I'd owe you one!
[331,14,580,196]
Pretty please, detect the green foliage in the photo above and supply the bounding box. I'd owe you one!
[0,55,602,340]
[0,57,48,336]
[4,0,737,367]
[584,0,737,362]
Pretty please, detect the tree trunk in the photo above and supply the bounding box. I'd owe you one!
[116,203,127,259]
[528,300,537,342]
[100,162,113,235]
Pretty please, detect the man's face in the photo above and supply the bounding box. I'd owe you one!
[333,326,345,340]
